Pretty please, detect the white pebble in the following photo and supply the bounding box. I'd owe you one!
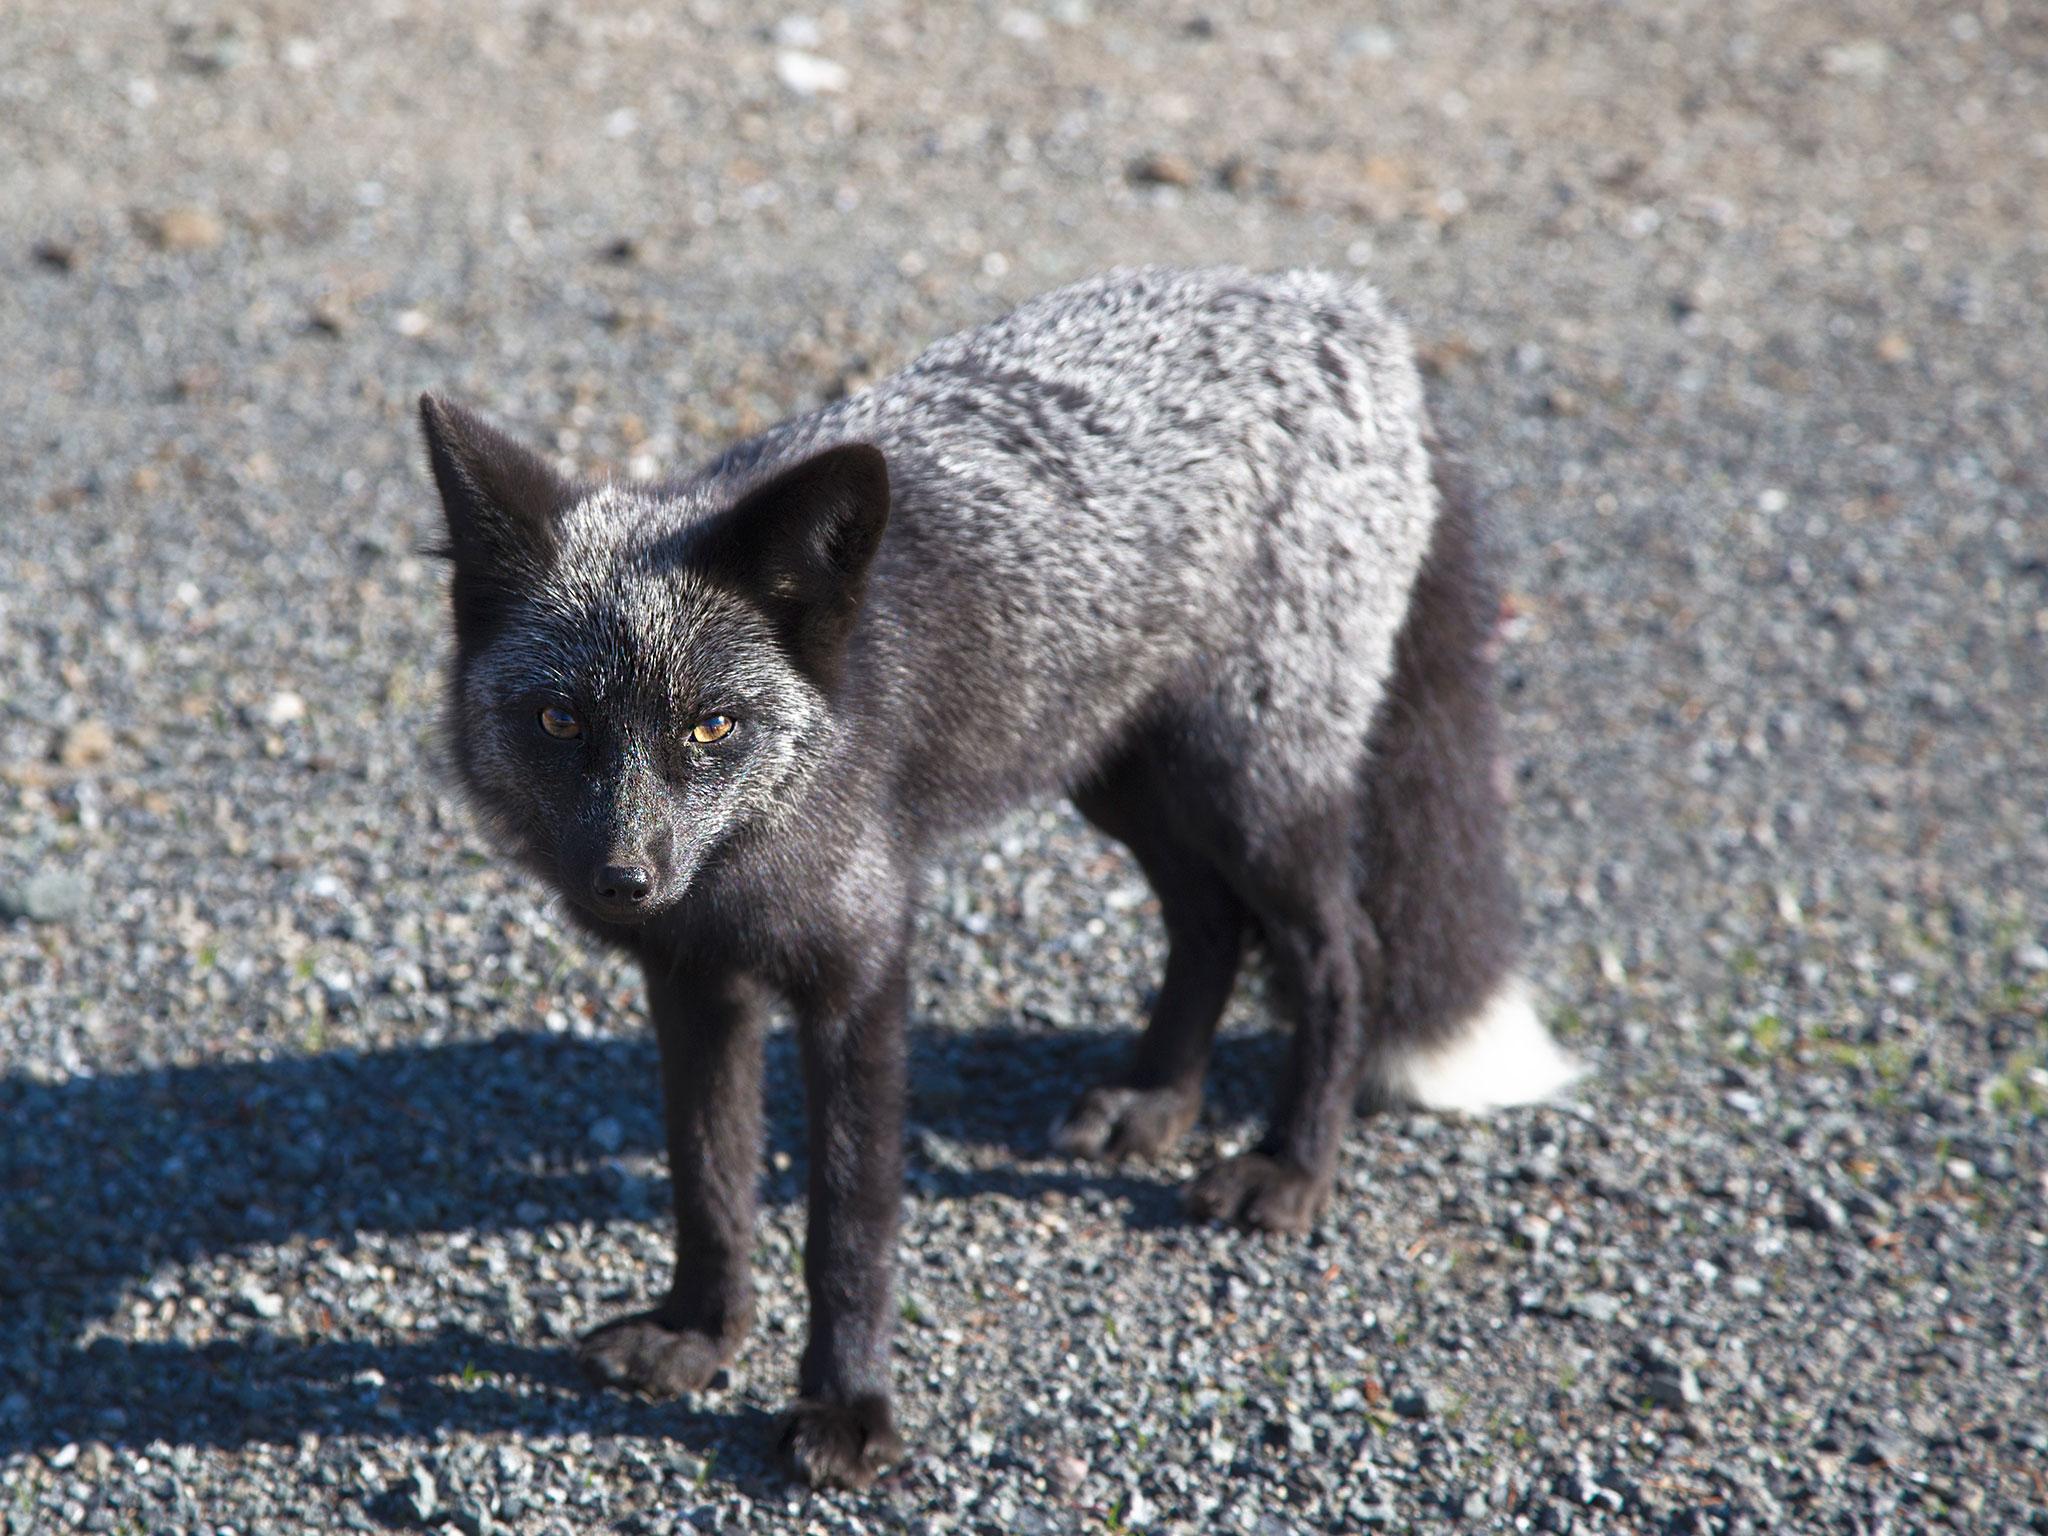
[775,50,849,96]
[263,690,306,726]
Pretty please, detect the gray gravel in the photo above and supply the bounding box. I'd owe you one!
[4,2,2045,1532]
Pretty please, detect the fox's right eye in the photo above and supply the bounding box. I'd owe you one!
[537,705,583,740]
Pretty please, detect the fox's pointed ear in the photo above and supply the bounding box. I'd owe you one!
[418,393,575,579]
[697,443,890,678]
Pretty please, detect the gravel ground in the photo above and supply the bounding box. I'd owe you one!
[4,2,2045,1531]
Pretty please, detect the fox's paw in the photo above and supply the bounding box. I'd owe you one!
[576,1310,734,1398]
[1186,1152,1330,1234]
[779,1394,904,1490]
[1052,1084,1201,1161]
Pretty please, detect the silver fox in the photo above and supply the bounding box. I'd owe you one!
[421,266,1581,1489]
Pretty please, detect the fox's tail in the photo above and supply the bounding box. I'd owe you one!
[1354,443,1585,1112]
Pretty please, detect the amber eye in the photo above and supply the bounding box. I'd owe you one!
[537,705,583,740]
[691,714,735,745]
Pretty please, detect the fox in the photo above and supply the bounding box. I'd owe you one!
[418,266,1582,1489]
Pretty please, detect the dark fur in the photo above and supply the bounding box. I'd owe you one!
[1354,455,1523,1079]
[418,269,1538,1488]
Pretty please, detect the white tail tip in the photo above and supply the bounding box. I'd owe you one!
[1379,978,1586,1114]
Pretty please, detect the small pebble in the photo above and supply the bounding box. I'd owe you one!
[774,50,849,95]
[57,719,115,767]
[3,870,91,924]
[148,207,223,250]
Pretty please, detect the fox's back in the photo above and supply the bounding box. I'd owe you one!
[797,267,1444,808]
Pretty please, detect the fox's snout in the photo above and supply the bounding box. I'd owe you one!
[562,760,698,923]
[575,833,685,922]
[589,862,654,917]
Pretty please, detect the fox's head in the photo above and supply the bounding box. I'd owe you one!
[418,395,889,924]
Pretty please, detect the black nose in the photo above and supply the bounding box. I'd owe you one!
[593,864,652,906]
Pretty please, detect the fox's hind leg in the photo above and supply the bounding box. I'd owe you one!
[1181,788,1379,1234]
[1054,753,1249,1161]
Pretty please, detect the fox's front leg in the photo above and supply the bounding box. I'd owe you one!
[778,928,910,1490]
[578,959,765,1397]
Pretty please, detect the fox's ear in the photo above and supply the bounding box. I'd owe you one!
[418,394,575,579]
[698,443,890,677]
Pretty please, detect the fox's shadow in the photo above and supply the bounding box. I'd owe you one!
[1,1014,1284,1482]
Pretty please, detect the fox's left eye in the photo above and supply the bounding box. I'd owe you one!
[537,705,583,740]
[691,715,736,745]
